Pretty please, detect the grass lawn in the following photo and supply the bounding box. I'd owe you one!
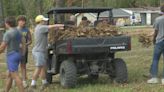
[0,27,164,92]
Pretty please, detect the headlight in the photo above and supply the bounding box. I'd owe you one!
[49,50,53,54]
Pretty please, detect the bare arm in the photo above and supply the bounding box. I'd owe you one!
[153,30,158,45]
[48,24,64,30]
[0,42,7,54]
[26,31,32,46]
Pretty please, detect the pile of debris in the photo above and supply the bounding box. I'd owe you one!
[138,33,152,48]
[48,23,123,43]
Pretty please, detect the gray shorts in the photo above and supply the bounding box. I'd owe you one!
[32,51,46,67]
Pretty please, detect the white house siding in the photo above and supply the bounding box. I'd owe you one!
[146,13,151,25]
[122,9,142,24]
[122,8,160,25]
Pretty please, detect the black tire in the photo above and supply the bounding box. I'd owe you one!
[46,73,53,84]
[111,58,128,83]
[60,59,77,88]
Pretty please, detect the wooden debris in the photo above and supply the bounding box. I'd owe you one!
[48,23,123,44]
[138,33,152,48]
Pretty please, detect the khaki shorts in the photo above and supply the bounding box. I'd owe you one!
[32,51,46,67]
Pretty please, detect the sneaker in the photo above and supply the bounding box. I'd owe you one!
[161,79,164,85]
[40,83,49,91]
[147,78,159,84]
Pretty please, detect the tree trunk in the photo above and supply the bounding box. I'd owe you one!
[56,0,64,7]
[0,0,4,42]
[67,0,76,7]
[36,0,43,14]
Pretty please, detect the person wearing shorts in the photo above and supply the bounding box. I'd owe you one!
[0,17,24,92]
[17,15,32,88]
[30,15,64,90]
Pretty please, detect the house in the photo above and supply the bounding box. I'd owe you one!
[75,8,131,26]
[75,7,160,26]
[122,7,160,25]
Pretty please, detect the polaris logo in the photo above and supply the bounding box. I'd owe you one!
[110,46,125,50]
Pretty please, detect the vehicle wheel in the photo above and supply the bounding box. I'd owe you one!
[46,73,53,84]
[60,59,77,88]
[110,58,128,83]
[88,74,99,80]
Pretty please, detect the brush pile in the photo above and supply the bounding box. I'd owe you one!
[138,33,152,48]
[48,23,123,44]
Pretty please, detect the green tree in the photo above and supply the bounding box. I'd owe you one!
[0,0,4,28]
[3,0,25,16]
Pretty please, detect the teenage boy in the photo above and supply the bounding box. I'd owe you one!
[30,15,64,90]
[17,15,32,88]
[0,17,24,92]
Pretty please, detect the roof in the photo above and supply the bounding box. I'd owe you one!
[47,7,112,14]
[100,9,131,17]
[124,7,160,13]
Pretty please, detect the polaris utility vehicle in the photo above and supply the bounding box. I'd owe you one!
[46,7,131,88]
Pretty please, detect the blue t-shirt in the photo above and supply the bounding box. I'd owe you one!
[17,27,29,43]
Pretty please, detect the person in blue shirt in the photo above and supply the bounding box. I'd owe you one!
[17,15,32,88]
